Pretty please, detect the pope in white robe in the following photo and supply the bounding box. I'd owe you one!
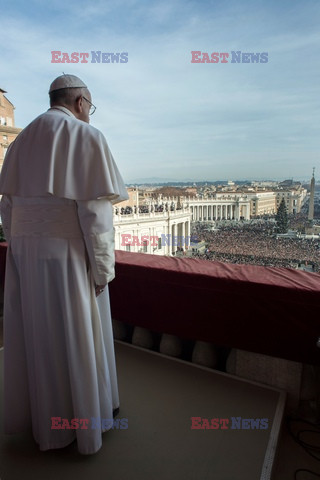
[0,74,128,454]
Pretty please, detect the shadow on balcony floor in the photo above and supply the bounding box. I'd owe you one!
[0,341,285,480]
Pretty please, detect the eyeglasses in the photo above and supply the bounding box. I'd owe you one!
[82,96,96,115]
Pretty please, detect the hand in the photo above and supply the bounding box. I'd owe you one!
[95,284,106,296]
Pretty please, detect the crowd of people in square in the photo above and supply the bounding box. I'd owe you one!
[192,216,320,272]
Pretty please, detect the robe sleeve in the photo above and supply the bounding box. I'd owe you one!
[76,198,115,285]
[0,194,12,242]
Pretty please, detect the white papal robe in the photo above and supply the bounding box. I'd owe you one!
[0,106,128,454]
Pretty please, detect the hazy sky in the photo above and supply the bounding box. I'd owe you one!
[1,0,319,183]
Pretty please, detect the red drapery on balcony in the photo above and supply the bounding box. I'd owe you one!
[1,244,320,365]
[109,251,320,366]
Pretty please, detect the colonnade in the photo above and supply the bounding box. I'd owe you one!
[190,202,250,221]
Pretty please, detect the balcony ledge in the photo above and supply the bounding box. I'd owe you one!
[110,251,320,366]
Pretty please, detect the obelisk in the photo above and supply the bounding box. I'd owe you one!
[308,168,315,222]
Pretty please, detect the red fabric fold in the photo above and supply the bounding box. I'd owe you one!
[110,251,320,365]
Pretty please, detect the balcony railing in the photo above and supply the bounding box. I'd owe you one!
[109,250,320,366]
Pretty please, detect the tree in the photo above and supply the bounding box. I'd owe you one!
[0,225,6,242]
[275,198,288,233]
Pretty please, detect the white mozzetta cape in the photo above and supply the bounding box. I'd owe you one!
[0,106,128,202]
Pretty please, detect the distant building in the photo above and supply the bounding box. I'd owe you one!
[188,194,251,221]
[247,191,276,216]
[185,184,307,220]
[251,180,278,188]
[114,201,191,256]
[280,179,294,187]
[184,187,197,196]
[275,187,307,215]
[116,187,140,210]
[0,89,22,171]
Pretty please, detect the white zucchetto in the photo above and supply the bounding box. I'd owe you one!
[49,74,87,93]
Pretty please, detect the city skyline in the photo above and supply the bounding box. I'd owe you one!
[1,0,319,183]
[123,174,317,186]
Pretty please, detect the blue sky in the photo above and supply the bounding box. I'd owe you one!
[1,0,319,183]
